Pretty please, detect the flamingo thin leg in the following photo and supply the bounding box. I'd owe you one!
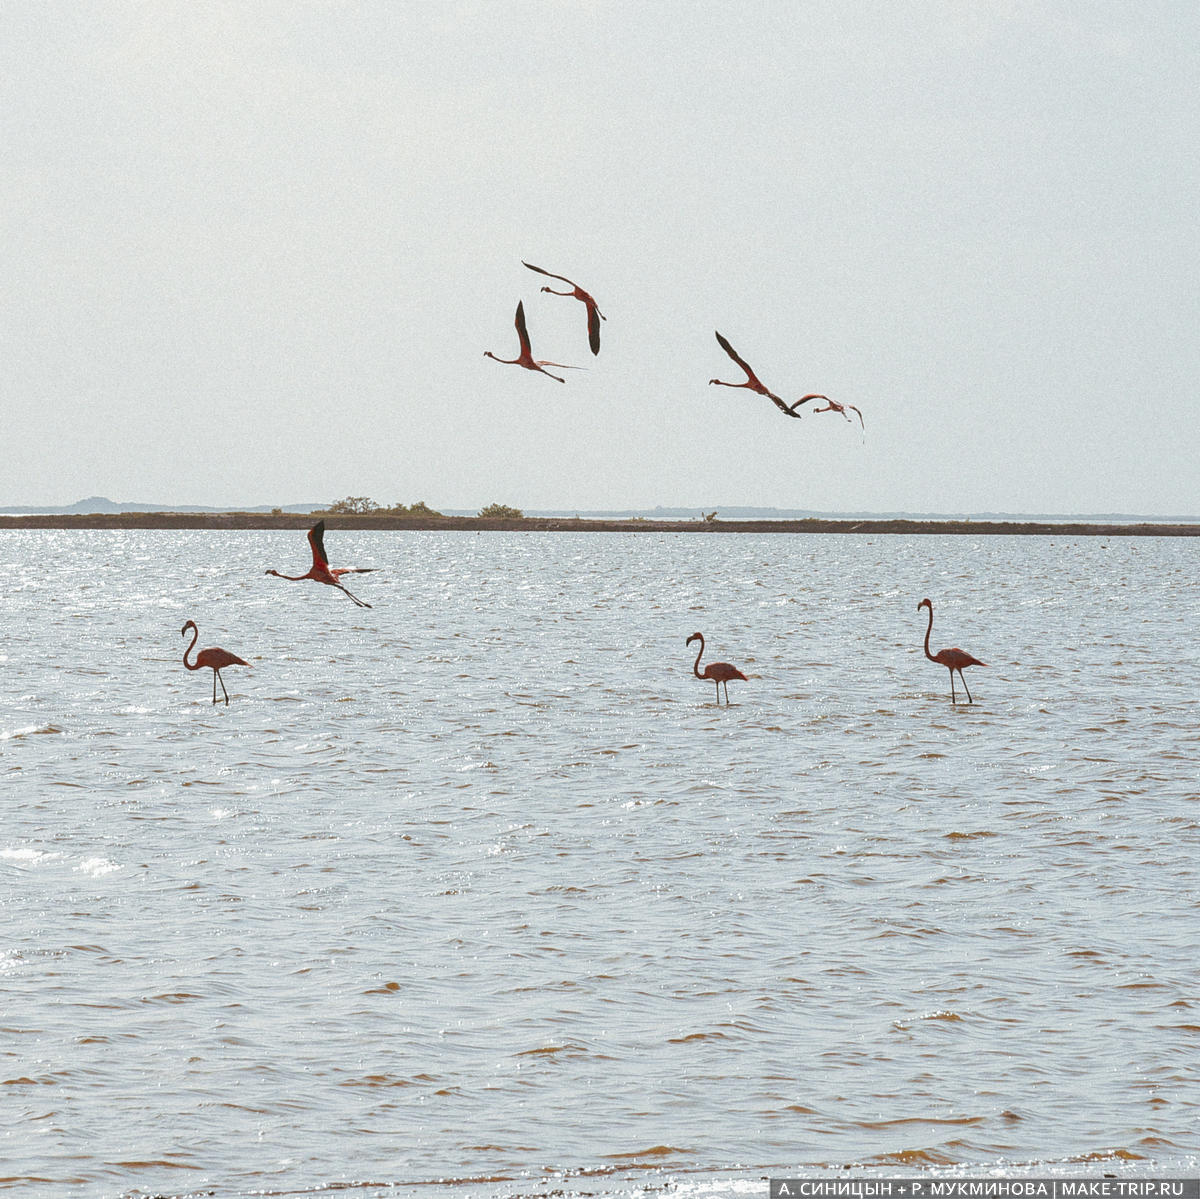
[338,583,371,608]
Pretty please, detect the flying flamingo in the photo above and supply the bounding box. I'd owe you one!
[181,620,249,705]
[265,520,377,607]
[918,598,987,704]
[811,395,865,430]
[522,261,606,355]
[484,300,577,383]
[710,331,826,419]
[687,631,747,704]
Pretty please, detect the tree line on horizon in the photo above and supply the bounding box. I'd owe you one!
[322,497,523,519]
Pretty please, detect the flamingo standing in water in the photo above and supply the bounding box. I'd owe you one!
[522,261,606,355]
[687,632,747,704]
[485,300,577,383]
[918,597,986,703]
[710,331,826,419]
[181,620,249,705]
[266,520,377,607]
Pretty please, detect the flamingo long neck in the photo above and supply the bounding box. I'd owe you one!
[692,637,706,679]
[922,605,937,662]
[268,569,308,581]
[183,624,200,671]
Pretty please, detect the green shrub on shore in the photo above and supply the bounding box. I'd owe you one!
[478,503,523,519]
[323,497,444,517]
[326,496,380,514]
[391,500,443,517]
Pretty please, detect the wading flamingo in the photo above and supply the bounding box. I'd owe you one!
[687,631,747,704]
[710,331,826,419]
[266,520,376,607]
[522,261,606,355]
[485,300,577,383]
[811,395,865,430]
[181,620,249,705]
[918,598,986,703]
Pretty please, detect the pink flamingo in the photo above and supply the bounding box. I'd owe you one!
[181,620,250,705]
[522,261,606,355]
[710,331,826,419]
[687,632,747,704]
[485,300,577,383]
[918,598,987,703]
[266,520,377,607]
[811,395,864,429]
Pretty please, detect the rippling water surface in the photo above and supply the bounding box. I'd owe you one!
[3,529,1198,1198]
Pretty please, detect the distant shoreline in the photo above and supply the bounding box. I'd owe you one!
[1,513,1198,536]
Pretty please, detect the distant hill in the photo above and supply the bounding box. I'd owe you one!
[0,496,328,515]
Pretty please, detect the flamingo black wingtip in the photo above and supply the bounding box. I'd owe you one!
[308,519,329,565]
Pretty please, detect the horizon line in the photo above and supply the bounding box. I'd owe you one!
[2,496,1199,524]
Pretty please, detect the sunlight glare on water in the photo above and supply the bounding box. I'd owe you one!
[2,529,1198,1198]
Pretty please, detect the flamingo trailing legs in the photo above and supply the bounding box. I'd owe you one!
[265,520,376,607]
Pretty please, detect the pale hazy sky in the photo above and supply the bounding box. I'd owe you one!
[3,1,1197,514]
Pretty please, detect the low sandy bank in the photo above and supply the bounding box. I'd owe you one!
[1,513,1197,536]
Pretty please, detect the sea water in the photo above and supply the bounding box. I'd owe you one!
[2,529,1198,1198]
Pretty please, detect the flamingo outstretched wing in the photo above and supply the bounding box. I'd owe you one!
[714,331,756,381]
[520,301,583,373]
[524,261,605,355]
[522,260,574,288]
[486,301,571,382]
[585,303,602,356]
[789,392,827,414]
[312,521,373,604]
[713,332,800,417]
[513,300,534,358]
[308,520,330,570]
